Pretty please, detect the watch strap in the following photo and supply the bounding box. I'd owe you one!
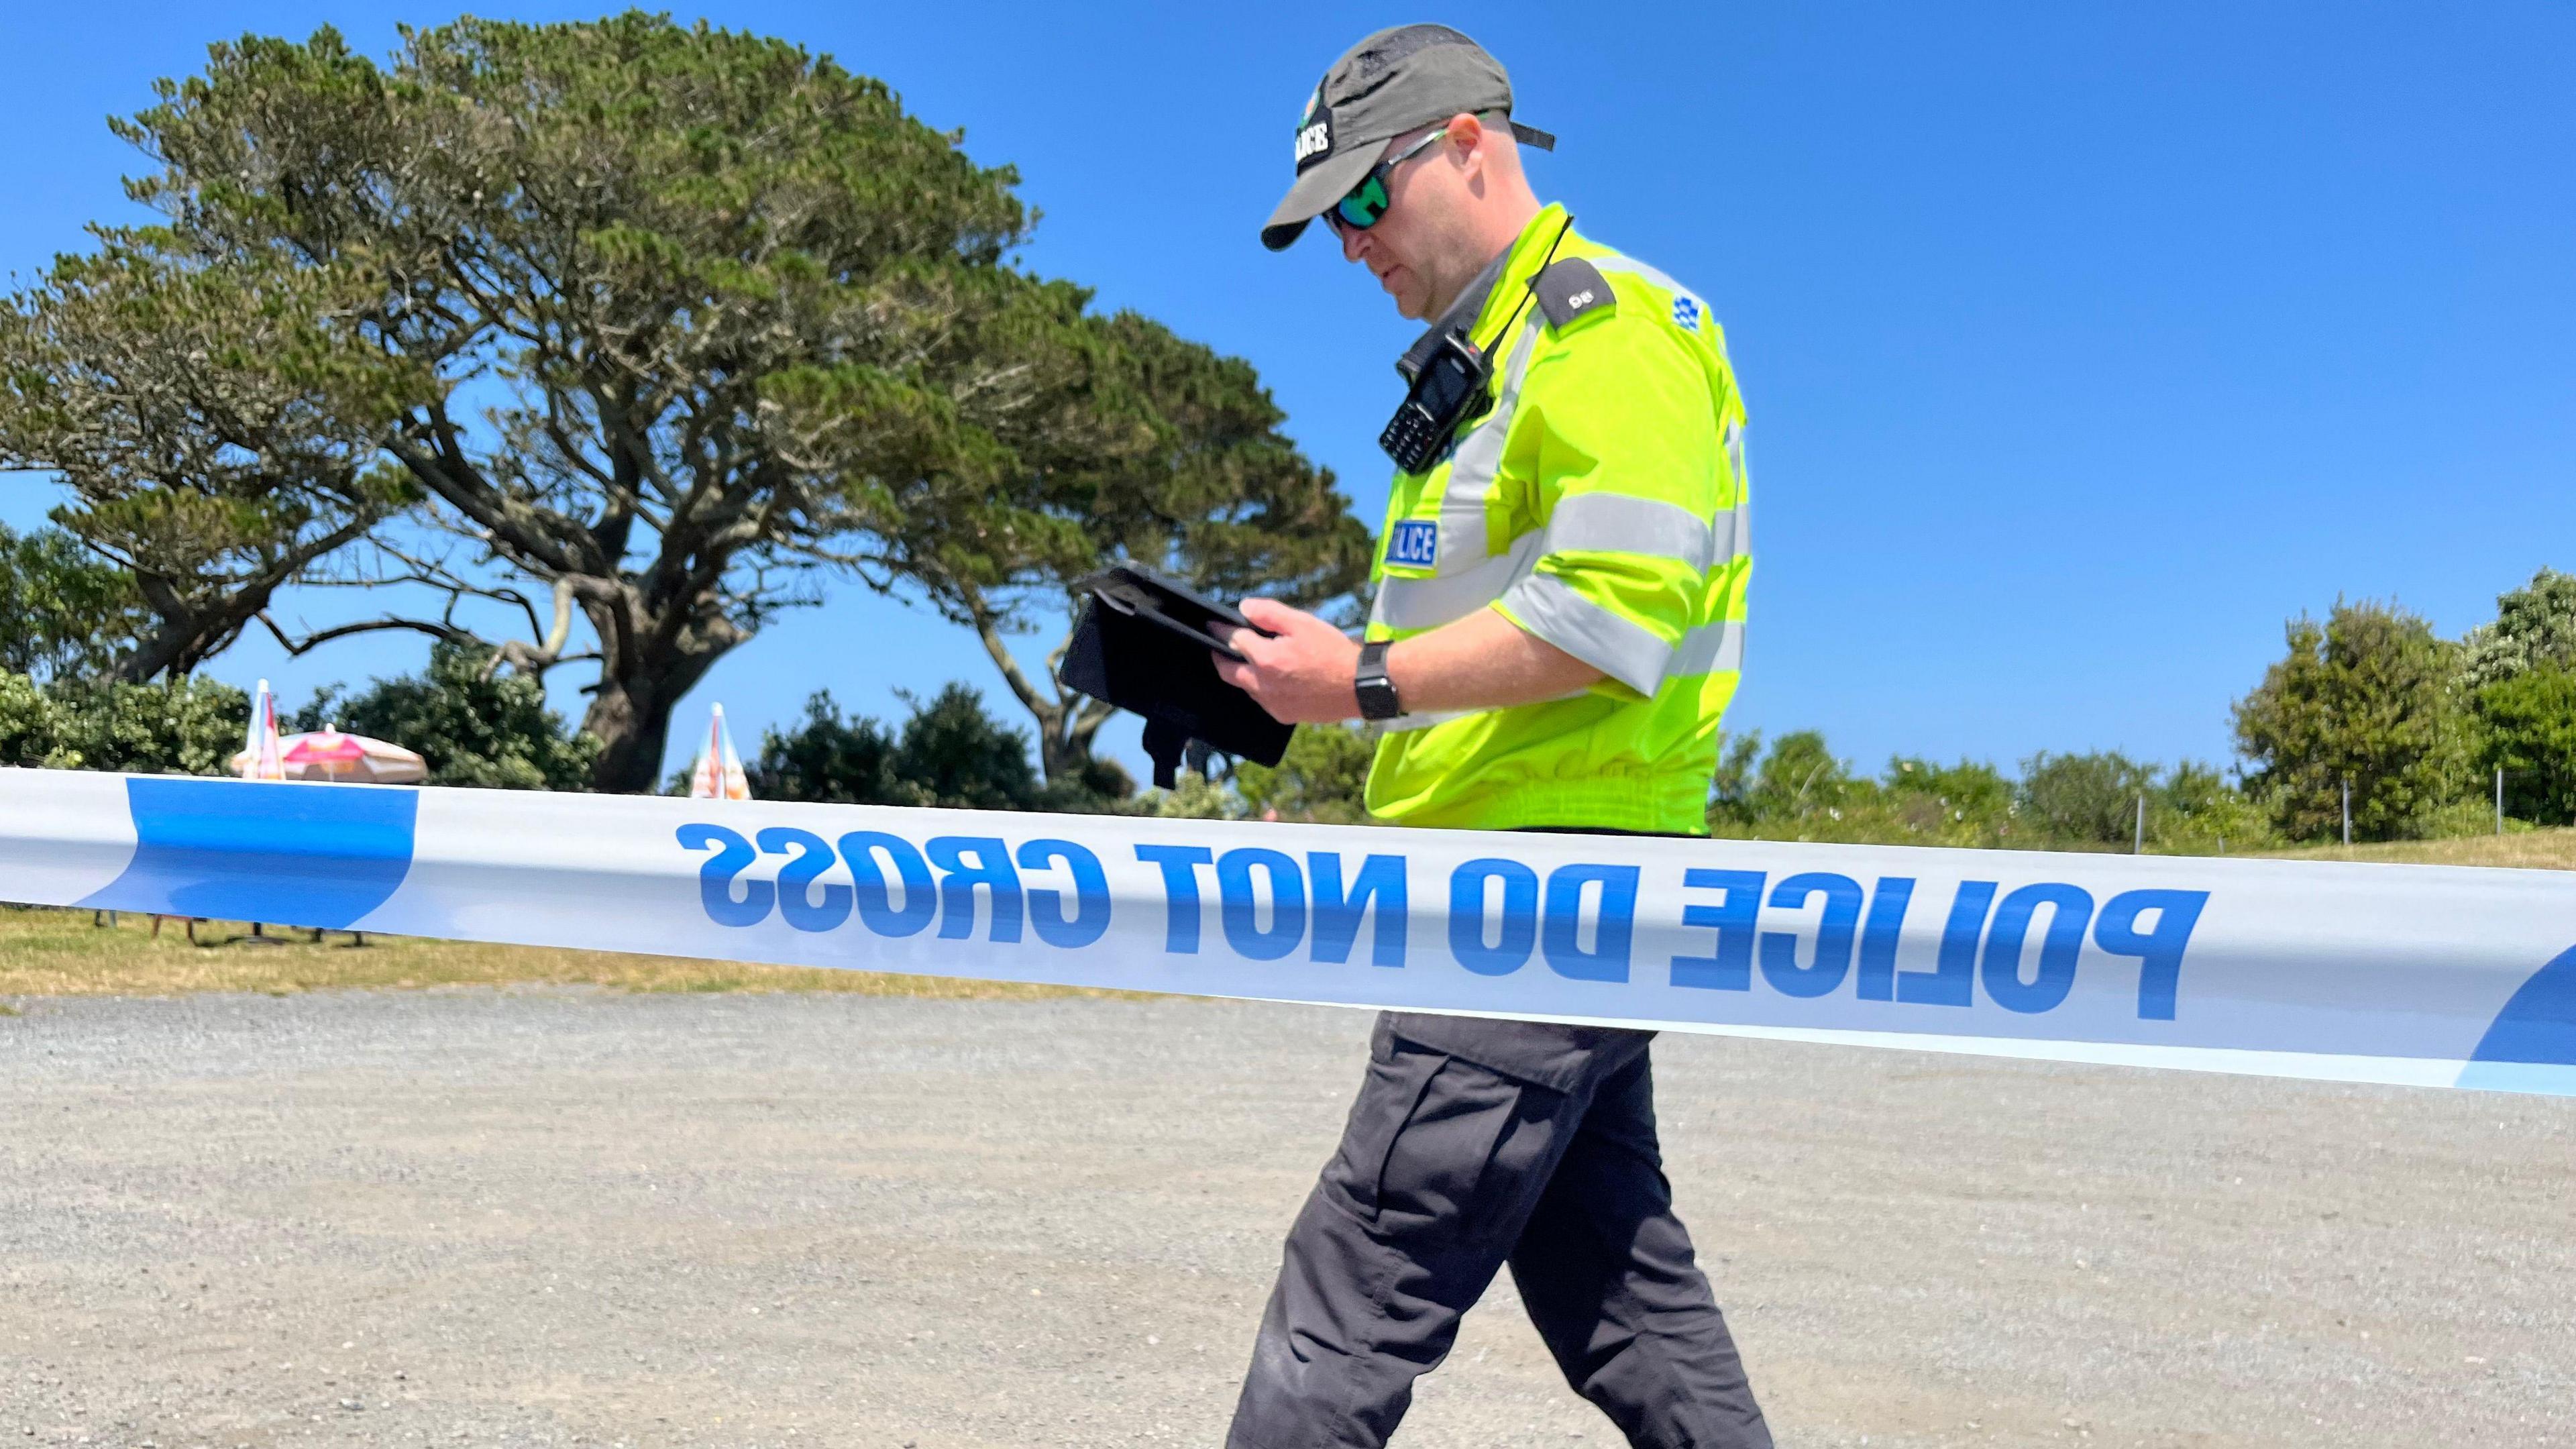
[1355,639,1401,722]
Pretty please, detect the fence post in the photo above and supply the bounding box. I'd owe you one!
[2342,778,2352,847]
[2497,765,2505,837]
[2133,794,2145,855]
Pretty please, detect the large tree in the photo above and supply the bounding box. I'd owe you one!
[2233,599,2469,841]
[5,16,1080,790]
[4,16,1362,790]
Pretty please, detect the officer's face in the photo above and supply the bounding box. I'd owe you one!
[1335,123,1477,321]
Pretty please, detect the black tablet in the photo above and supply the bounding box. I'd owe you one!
[1080,564,1276,661]
[1057,564,1295,783]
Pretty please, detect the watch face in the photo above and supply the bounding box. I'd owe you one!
[1356,672,1400,720]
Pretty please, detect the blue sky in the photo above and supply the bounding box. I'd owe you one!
[4,2,2571,783]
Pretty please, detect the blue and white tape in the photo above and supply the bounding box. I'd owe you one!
[4,768,2572,1096]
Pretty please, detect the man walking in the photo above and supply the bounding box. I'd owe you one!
[1211,23,1771,1449]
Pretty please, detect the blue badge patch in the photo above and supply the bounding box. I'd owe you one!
[1671,295,1702,333]
[1387,519,1438,568]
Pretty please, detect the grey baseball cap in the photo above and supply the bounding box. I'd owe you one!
[1261,24,1555,252]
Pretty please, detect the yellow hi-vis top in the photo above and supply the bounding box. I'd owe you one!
[1364,203,1749,834]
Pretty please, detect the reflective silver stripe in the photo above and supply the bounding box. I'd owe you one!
[1498,572,1674,696]
[1373,532,1541,632]
[1710,500,1752,561]
[1671,619,1745,677]
[1591,252,1694,305]
[1379,707,1475,734]
[1544,492,1716,570]
[1432,317,1546,572]
[1380,683,1595,734]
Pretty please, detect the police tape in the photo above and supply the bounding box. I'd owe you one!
[4,767,2572,1097]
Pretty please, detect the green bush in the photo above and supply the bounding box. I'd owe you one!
[2473,665,2576,826]
[2152,761,2277,853]
[0,672,246,773]
[743,684,1110,812]
[1876,755,2020,847]
[0,525,150,682]
[294,640,598,790]
[2018,751,2157,846]
[2233,600,2472,842]
[1704,731,2275,853]
[1237,723,1376,824]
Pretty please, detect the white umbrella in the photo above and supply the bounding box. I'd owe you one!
[239,678,286,781]
[229,722,428,784]
[687,703,751,800]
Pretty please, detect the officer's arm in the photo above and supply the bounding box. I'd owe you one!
[1385,607,1604,712]
[1216,598,1601,723]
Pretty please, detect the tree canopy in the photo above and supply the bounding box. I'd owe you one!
[0,238,411,680]
[2459,568,2576,694]
[0,525,152,682]
[1236,722,1377,824]
[851,310,1372,784]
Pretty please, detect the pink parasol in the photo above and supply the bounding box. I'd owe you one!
[231,723,428,784]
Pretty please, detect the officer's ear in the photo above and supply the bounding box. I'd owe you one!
[1442,112,1485,164]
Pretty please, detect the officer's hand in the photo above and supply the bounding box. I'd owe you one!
[1213,598,1364,724]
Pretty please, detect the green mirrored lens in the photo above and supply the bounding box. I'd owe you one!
[1336,175,1389,231]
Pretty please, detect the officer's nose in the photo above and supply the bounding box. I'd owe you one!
[1338,220,1368,266]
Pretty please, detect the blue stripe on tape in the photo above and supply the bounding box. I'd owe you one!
[2469,941,2576,1067]
[77,777,419,928]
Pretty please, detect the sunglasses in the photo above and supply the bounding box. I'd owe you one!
[1328,126,1453,234]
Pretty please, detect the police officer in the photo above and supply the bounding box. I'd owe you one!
[1212,23,1769,1449]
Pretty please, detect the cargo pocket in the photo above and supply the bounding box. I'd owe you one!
[1323,1040,1446,1220]
[1367,1057,1526,1242]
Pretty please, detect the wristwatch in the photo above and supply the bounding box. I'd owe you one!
[1354,640,1402,721]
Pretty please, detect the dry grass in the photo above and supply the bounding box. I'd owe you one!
[2259,826,2576,870]
[0,906,1114,1002]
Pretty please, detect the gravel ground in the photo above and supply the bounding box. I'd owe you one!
[1,989,2569,1449]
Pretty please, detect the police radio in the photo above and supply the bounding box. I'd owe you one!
[1378,330,1493,474]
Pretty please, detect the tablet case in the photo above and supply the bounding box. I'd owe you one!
[1059,565,1297,789]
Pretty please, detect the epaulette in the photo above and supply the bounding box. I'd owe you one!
[1531,258,1616,331]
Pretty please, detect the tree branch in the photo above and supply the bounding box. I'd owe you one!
[255,612,474,658]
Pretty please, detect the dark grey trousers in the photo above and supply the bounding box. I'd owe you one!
[1227,1012,1772,1449]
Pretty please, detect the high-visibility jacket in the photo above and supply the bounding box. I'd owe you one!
[1364,203,1749,834]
